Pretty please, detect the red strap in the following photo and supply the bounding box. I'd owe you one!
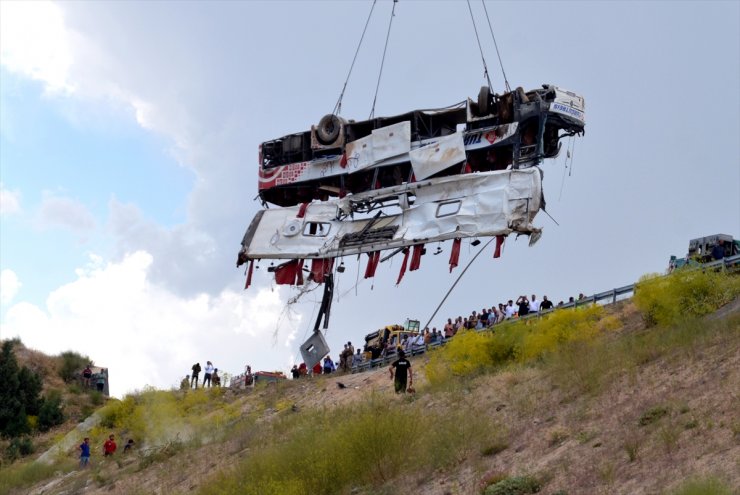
[494,235,505,258]
[244,259,254,289]
[296,259,304,285]
[449,238,461,272]
[364,251,380,279]
[275,260,299,285]
[396,249,410,285]
[297,203,309,218]
[410,244,424,271]
[464,162,472,174]
[339,153,347,168]
[310,258,334,283]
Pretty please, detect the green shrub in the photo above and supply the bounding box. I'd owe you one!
[4,436,34,461]
[669,476,732,495]
[426,306,617,386]
[623,436,640,462]
[58,351,91,383]
[0,341,43,438]
[199,393,505,495]
[639,406,669,426]
[483,475,541,495]
[90,390,105,406]
[38,390,65,432]
[0,458,71,493]
[634,270,739,327]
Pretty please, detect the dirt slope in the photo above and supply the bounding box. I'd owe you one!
[15,300,740,495]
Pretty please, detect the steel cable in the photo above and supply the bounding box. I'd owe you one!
[333,0,378,116]
[466,0,493,91]
[481,0,511,92]
[369,0,398,119]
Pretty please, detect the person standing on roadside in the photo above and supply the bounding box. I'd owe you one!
[203,361,214,387]
[389,349,413,394]
[79,437,91,468]
[191,363,201,389]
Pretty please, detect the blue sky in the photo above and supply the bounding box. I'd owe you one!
[1,70,194,308]
[1,1,738,397]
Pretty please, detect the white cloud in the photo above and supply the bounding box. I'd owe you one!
[0,1,74,93]
[0,183,22,215]
[0,269,22,305]
[38,193,96,232]
[0,251,300,397]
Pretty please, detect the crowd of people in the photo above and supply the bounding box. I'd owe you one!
[78,434,135,468]
[431,292,587,337]
[178,291,590,389]
[181,360,221,390]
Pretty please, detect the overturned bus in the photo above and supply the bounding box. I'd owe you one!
[257,85,584,207]
[237,84,585,284]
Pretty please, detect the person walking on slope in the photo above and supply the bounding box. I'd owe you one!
[191,363,201,389]
[103,434,117,457]
[389,349,413,394]
[79,437,91,468]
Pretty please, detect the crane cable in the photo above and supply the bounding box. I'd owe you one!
[422,237,495,332]
[369,0,398,119]
[465,0,493,91]
[481,0,511,93]
[333,0,378,116]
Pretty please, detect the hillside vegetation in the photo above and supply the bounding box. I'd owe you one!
[1,268,738,495]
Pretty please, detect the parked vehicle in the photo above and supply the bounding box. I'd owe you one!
[363,318,420,360]
[668,234,740,271]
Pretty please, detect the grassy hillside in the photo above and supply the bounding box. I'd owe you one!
[1,268,738,495]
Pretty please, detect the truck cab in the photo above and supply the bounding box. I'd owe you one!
[669,234,739,271]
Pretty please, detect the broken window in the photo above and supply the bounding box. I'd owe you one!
[303,222,331,237]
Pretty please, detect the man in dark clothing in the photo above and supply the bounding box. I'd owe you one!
[516,295,530,316]
[390,349,413,394]
[191,363,201,389]
[540,296,554,311]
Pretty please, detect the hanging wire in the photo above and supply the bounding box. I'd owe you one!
[465,0,493,91]
[481,0,510,92]
[369,0,398,119]
[333,0,378,116]
[568,137,577,177]
[558,136,574,200]
[422,237,495,331]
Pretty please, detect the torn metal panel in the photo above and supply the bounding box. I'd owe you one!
[345,134,374,172]
[409,132,467,181]
[300,331,330,369]
[345,121,411,173]
[372,121,411,162]
[238,168,543,261]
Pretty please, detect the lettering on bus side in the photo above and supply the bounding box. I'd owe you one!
[463,133,483,146]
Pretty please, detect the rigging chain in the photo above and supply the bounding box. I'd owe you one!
[333,0,378,116]
[369,0,398,119]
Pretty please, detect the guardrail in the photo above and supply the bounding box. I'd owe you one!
[347,253,740,374]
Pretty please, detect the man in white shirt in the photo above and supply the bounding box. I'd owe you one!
[529,294,541,313]
[505,300,516,319]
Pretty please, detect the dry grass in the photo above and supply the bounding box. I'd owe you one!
[3,291,739,495]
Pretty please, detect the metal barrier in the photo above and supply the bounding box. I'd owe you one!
[347,253,740,373]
